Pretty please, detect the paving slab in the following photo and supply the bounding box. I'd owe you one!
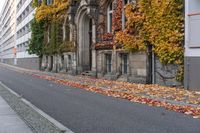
[0,96,32,133]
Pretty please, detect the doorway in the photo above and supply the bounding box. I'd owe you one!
[78,12,93,72]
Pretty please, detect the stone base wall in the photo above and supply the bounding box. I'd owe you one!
[154,57,181,86]
[16,57,39,70]
[184,57,200,91]
[42,53,77,74]
[96,50,147,83]
[1,58,15,65]
[128,52,147,83]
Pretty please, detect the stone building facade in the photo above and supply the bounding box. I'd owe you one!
[0,0,181,86]
[41,0,181,86]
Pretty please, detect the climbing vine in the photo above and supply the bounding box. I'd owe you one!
[30,0,73,57]
[35,0,70,22]
[112,0,123,32]
[115,0,184,81]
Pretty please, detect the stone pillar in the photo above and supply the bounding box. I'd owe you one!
[112,48,117,74]
[52,55,59,72]
[47,56,52,71]
[92,19,97,72]
[91,50,96,71]
[72,53,77,75]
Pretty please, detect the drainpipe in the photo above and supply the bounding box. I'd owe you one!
[145,41,153,84]
[152,51,155,84]
[95,50,98,78]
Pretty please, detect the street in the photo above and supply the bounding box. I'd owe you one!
[0,66,200,133]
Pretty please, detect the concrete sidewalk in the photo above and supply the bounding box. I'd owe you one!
[0,96,32,133]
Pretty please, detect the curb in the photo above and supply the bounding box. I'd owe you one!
[0,81,74,133]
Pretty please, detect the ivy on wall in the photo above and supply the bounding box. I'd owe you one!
[115,0,184,81]
[30,0,74,57]
[34,0,70,22]
[43,22,64,55]
[30,0,184,81]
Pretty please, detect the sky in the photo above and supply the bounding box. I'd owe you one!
[0,0,5,14]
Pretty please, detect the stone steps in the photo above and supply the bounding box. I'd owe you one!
[81,71,96,77]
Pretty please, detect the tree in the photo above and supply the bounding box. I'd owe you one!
[28,18,45,70]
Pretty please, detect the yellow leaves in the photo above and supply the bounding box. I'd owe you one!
[35,0,69,22]
[116,31,145,51]
[116,0,184,81]
[115,3,146,51]
[35,4,51,21]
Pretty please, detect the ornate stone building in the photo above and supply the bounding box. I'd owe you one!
[41,0,181,86]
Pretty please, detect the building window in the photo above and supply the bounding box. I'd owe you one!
[122,0,133,29]
[46,0,53,5]
[121,54,128,74]
[107,2,113,33]
[105,54,112,73]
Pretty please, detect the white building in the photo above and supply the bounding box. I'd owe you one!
[185,0,200,90]
[0,0,38,69]
[16,0,38,69]
[0,0,17,65]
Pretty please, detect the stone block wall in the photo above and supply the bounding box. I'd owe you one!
[154,57,181,86]
[128,52,147,83]
[1,58,15,65]
[16,57,39,70]
[42,52,77,74]
[96,50,147,83]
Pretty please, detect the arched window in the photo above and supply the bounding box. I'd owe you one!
[107,2,113,33]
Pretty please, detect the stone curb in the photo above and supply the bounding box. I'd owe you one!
[0,81,74,133]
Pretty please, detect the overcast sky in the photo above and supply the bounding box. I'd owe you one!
[0,0,5,14]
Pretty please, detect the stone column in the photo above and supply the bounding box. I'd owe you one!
[52,54,59,72]
[47,56,51,71]
[112,48,117,75]
[91,19,97,71]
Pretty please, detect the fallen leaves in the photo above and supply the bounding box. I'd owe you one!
[1,63,200,119]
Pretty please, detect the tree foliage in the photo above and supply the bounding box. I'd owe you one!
[28,18,45,57]
[30,0,73,56]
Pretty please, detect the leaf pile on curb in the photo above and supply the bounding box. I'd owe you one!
[1,64,200,119]
[31,73,200,119]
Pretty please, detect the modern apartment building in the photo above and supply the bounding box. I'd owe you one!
[0,0,38,69]
[16,0,38,69]
[185,0,200,90]
[0,0,17,65]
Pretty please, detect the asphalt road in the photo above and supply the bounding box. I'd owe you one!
[0,66,200,133]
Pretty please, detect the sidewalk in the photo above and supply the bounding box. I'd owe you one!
[0,96,32,133]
